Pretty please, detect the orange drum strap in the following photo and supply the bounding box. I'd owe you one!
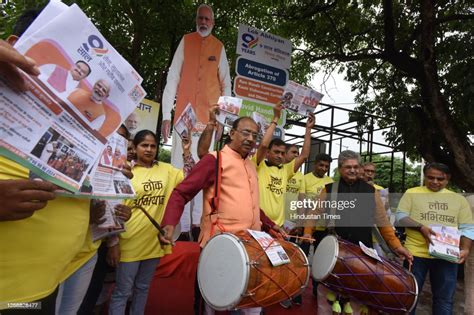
[210,150,226,235]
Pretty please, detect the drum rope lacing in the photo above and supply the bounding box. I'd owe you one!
[326,239,416,312]
[238,233,307,308]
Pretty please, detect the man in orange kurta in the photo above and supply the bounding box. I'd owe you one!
[161,4,231,236]
[67,79,110,132]
[161,117,284,315]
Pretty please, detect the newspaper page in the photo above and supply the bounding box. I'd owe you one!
[40,133,135,199]
[216,96,242,127]
[0,4,146,192]
[251,111,270,136]
[429,225,461,263]
[91,199,126,241]
[282,80,324,116]
[97,132,128,171]
[247,229,290,266]
[82,133,135,199]
[359,241,383,262]
[174,103,196,139]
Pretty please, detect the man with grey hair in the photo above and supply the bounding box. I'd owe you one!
[321,150,411,258]
[313,150,412,312]
[161,3,231,238]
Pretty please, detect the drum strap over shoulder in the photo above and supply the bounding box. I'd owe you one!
[326,181,339,235]
[210,150,221,214]
[210,150,225,235]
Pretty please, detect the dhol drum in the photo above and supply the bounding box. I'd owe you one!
[198,230,309,311]
[312,235,418,314]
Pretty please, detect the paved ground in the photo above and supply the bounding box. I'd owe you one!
[415,277,465,315]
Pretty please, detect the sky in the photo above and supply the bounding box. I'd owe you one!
[284,68,406,173]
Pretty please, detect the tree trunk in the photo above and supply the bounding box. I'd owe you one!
[418,0,474,191]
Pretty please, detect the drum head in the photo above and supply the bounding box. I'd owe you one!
[198,233,249,310]
[312,235,339,281]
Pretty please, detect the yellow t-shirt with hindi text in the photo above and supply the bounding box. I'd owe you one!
[286,171,305,195]
[304,173,333,233]
[0,157,89,306]
[253,157,295,226]
[119,162,183,262]
[397,186,472,258]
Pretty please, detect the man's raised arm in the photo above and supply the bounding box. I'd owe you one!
[256,102,282,165]
[293,112,315,172]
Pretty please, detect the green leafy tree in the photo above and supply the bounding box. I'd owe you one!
[157,147,171,163]
[271,1,473,191]
[3,1,472,190]
[361,155,421,192]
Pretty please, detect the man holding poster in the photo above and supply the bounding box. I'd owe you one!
[161,3,231,236]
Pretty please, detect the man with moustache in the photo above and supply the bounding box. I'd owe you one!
[161,3,231,239]
[161,115,284,315]
[396,163,473,314]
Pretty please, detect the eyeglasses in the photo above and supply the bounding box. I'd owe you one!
[235,129,262,141]
[426,175,447,181]
[342,165,360,170]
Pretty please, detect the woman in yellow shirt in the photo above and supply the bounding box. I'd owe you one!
[109,130,188,314]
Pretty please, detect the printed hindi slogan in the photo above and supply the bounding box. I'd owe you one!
[0,3,145,192]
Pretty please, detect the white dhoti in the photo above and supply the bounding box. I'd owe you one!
[170,130,215,233]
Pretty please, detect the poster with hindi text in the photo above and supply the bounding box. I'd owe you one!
[0,3,145,192]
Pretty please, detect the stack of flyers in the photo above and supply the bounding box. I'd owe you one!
[50,133,135,199]
[282,81,324,116]
[247,229,290,266]
[92,199,126,241]
[0,2,146,193]
[251,112,270,136]
[174,103,196,139]
[216,96,243,127]
[429,225,461,263]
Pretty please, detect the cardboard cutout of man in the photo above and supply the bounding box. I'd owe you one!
[161,3,231,234]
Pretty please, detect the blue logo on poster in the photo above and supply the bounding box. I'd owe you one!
[242,33,259,49]
[236,58,287,87]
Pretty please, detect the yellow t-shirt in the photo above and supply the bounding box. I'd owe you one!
[253,158,295,226]
[303,173,333,233]
[398,186,472,258]
[286,171,305,194]
[0,157,89,305]
[59,228,101,282]
[304,173,334,195]
[120,162,183,262]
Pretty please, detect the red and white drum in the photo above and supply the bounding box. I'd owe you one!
[312,235,418,314]
[198,230,309,311]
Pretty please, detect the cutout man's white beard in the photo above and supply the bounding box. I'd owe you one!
[197,24,212,37]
